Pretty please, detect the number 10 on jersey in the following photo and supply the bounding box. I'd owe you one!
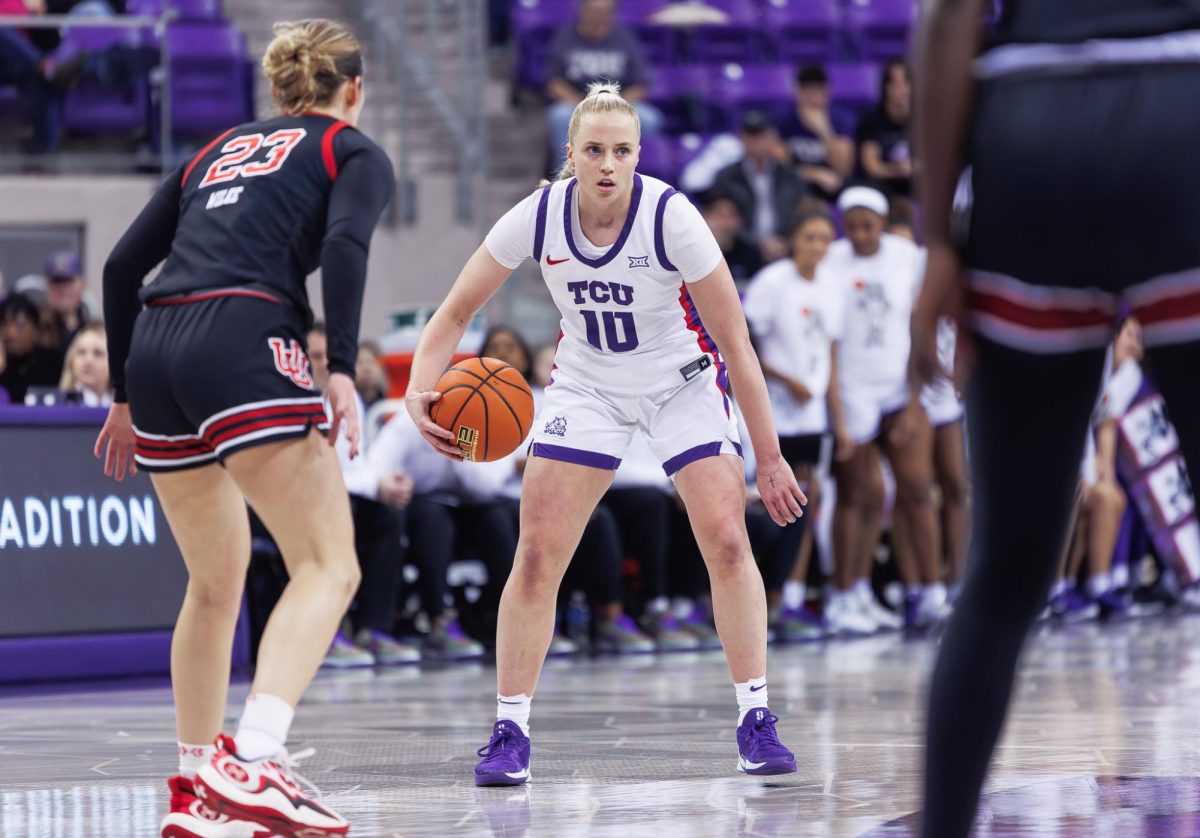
[581,310,638,352]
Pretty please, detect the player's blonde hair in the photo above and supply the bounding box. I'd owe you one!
[263,19,363,115]
[555,81,641,181]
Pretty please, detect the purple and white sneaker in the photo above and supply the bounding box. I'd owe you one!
[474,721,531,787]
[736,708,796,776]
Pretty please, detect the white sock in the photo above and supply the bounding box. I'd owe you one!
[178,742,215,778]
[647,596,670,615]
[1088,572,1112,598]
[926,582,947,602]
[496,693,531,736]
[671,597,693,620]
[782,580,805,610]
[234,693,294,762]
[735,677,768,724]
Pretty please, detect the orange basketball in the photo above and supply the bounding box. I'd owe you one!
[430,357,535,462]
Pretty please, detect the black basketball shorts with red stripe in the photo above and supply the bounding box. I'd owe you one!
[125,289,330,473]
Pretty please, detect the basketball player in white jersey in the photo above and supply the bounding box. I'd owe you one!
[742,202,845,641]
[823,187,945,633]
[406,82,806,784]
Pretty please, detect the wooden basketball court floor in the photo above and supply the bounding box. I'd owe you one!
[3,614,1200,837]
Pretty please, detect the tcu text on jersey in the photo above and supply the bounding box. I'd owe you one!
[567,280,638,353]
[267,338,314,389]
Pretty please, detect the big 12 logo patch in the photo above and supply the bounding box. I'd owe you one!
[268,337,314,389]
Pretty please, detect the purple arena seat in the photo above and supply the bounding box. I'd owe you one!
[761,0,842,63]
[646,63,715,133]
[636,133,676,182]
[843,0,916,60]
[712,62,795,130]
[683,0,764,64]
[126,0,223,21]
[671,132,712,184]
[61,26,148,135]
[616,0,672,26]
[160,22,251,137]
[826,60,880,129]
[510,0,574,92]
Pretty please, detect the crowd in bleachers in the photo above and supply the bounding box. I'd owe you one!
[0,0,253,157]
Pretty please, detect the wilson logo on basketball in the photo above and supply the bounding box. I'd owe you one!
[268,338,314,389]
[222,762,250,783]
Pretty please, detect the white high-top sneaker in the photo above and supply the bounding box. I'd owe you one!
[856,583,902,631]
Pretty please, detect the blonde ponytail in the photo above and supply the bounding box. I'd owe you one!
[548,80,641,183]
[263,19,363,115]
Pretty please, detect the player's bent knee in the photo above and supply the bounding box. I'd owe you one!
[699,521,751,576]
[186,576,245,614]
[511,542,568,597]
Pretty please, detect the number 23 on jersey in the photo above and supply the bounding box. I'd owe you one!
[199,128,307,189]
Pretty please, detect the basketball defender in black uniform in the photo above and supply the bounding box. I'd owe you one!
[912,1,1200,835]
[96,20,392,838]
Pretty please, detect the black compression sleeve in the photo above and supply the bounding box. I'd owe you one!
[103,169,182,402]
[321,144,394,379]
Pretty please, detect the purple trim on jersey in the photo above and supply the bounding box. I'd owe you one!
[531,442,622,470]
[662,440,744,476]
[654,188,679,271]
[562,174,644,269]
[532,183,552,263]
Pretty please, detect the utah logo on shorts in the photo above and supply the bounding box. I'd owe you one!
[268,337,314,390]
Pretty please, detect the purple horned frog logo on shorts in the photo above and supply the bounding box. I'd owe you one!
[267,337,314,390]
[543,416,567,438]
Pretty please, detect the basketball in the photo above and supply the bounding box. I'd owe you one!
[430,357,535,462]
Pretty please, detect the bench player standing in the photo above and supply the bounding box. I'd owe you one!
[95,19,393,838]
[406,82,807,785]
[914,0,1200,834]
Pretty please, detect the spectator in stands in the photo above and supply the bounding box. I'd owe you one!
[367,408,517,660]
[0,292,63,402]
[855,59,912,198]
[700,190,762,283]
[711,111,807,265]
[780,65,854,202]
[543,0,663,170]
[355,340,389,408]
[43,250,93,349]
[58,320,111,405]
[309,324,420,667]
[608,431,708,651]
[481,325,532,380]
[531,343,556,389]
[0,0,63,153]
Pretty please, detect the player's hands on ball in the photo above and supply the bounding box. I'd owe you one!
[327,372,362,459]
[405,388,462,460]
[756,455,807,527]
[94,402,138,482]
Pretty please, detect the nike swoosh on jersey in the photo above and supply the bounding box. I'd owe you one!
[546,256,569,265]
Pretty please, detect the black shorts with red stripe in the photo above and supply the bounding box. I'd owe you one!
[126,290,329,473]
[963,63,1200,353]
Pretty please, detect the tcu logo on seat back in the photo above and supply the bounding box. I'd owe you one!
[268,338,314,389]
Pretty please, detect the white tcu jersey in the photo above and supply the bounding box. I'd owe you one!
[485,174,724,395]
[742,259,845,435]
[822,234,925,388]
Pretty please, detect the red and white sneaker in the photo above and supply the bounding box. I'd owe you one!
[161,775,276,838]
[195,735,349,838]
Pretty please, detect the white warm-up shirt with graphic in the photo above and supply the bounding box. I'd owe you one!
[485,174,724,395]
[743,260,845,436]
[821,233,925,389]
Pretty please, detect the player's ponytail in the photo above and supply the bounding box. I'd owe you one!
[263,19,364,115]
[550,80,641,183]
